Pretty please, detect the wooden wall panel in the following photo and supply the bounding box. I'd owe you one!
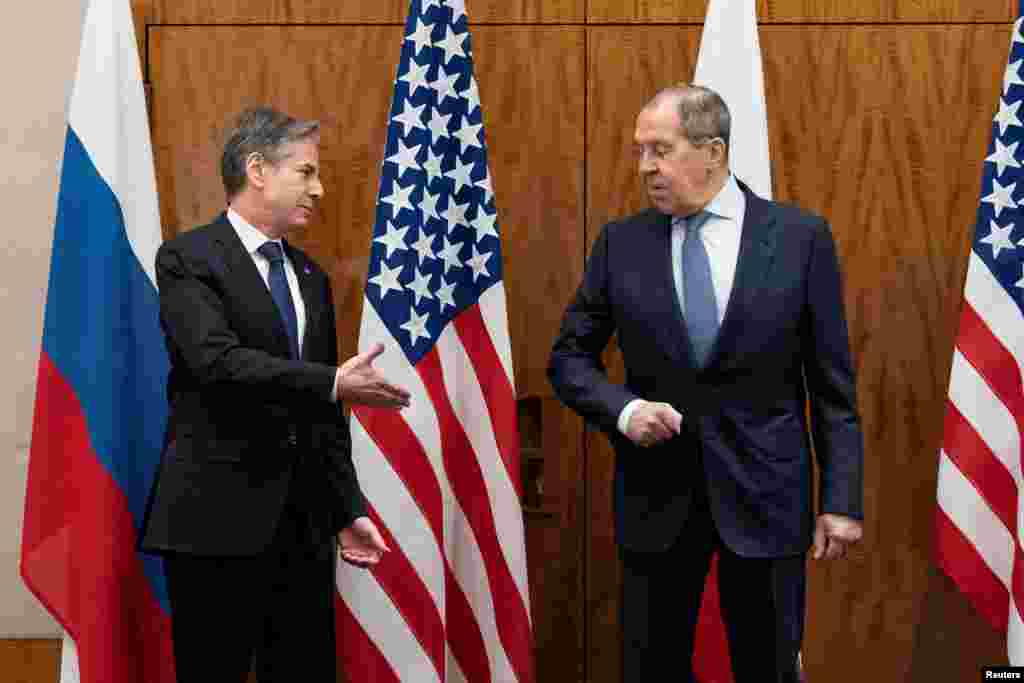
[149,23,587,682]
[0,639,60,683]
[586,0,1011,23]
[152,0,584,25]
[587,22,1009,682]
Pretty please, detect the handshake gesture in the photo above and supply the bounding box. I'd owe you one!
[335,342,411,409]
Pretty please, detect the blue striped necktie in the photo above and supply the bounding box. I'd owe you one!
[258,241,300,359]
[682,211,718,367]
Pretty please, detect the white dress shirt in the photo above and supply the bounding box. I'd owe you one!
[617,174,747,435]
[226,207,307,350]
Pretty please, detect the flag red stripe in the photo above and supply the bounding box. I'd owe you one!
[364,503,446,680]
[417,348,535,683]
[1015,544,1024,627]
[935,507,1010,631]
[445,560,494,683]
[352,405,445,546]
[693,554,733,683]
[335,592,402,683]
[21,353,175,683]
[453,303,522,495]
[943,403,1018,533]
[957,303,1024,440]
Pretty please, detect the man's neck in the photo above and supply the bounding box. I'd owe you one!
[228,197,281,240]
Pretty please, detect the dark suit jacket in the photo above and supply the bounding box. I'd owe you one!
[548,186,863,557]
[140,213,367,557]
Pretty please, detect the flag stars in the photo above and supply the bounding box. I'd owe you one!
[1016,263,1024,291]
[442,199,471,233]
[386,137,423,179]
[995,97,1023,136]
[474,172,494,203]
[398,58,431,98]
[447,0,467,21]
[405,17,434,57]
[422,146,445,184]
[374,220,410,260]
[1005,59,1024,96]
[368,261,405,299]
[987,138,1022,178]
[464,76,481,115]
[427,109,452,144]
[981,219,1017,259]
[473,208,499,243]
[446,155,476,196]
[466,245,492,282]
[380,179,417,217]
[453,116,483,152]
[438,236,465,273]
[407,267,435,306]
[411,228,437,265]
[983,177,1019,218]
[392,100,427,138]
[436,275,457,310]
[421,187,442,221]
[431,65,463,106]
[400,308,432,344]
[435,25,468,64]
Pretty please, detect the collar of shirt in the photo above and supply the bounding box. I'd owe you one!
[226,206,285,256]
[671,173,743,233]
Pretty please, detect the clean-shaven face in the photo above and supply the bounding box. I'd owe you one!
[260,137,324,234]
[634,100,716,217]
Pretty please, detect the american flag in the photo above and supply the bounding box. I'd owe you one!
[938,2,1024,664]
[335,1,534,681]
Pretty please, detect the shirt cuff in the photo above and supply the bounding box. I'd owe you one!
[617,399,644,435]
[331,368,341,403]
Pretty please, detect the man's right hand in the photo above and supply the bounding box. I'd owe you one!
[625,400,683,447]
[335,343,411,409]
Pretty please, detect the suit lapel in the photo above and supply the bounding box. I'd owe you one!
[705,188,779,366]
[647,211,698,367]
[211,214,293,358]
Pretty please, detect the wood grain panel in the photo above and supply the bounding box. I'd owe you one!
[587,0,1011,24]
[587,23,1008,681]
[152,0,583,25]
[149,23,587,678]
[0,639,60,683]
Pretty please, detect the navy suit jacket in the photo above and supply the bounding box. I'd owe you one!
[548,186,864,556]
[140,214,367,557]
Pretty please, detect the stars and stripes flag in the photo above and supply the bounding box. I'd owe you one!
[937,1,1024,664]
[336,1,534,682]
[19,0,175,681]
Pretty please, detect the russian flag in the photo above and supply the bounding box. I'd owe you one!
[19,0,175,681]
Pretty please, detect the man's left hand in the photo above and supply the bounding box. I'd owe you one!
[338,517,390,568]
[812,513,863,560]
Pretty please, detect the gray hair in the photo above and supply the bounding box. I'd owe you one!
[220,106,320,199]
[648,84,731,149]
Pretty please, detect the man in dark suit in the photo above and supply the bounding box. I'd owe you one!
[548,85,864,681]
[140,106,410,682]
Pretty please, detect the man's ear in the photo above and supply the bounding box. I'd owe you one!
[245,152,265,189]
[706,138,727,169]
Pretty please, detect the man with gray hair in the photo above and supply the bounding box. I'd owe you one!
[549,84,864,681]
[140,106,410,682]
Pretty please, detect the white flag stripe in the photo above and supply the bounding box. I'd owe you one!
[965,252,1024,378]
[436,326,531,608]
[948,349,1023,484]
[1011,597,1024,665]
[59,633,79,683]
[350,417,445,610]
[938,451,1015,589]
[356,299,446,483]
[693,0,771,200]
[336,562,441,683]
[68,0,161,286]
[478,285,516,392]
[446,495,519,683]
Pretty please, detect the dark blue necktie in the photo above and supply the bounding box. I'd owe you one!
[258,241,300,359]
[682,211,718,367]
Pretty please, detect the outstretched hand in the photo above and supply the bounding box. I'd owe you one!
[337,343,411,409]
[338,517,390,568]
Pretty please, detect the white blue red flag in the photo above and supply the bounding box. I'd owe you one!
[19,0,174,681]
[336,1,534,681]
[938,0,1024,665]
